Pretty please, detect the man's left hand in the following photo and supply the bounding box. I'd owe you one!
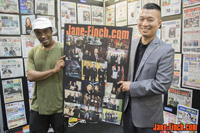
[117,81,132,92]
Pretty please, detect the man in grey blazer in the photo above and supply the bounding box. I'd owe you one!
[118,3,174,133]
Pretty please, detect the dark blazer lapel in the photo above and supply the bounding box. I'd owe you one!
[128,37,140,81]
[134,36,160,81]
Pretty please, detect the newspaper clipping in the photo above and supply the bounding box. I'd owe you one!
[163,111,177,125]
[19,0,34,14]
[129,25,141,40]
[162,19,181,52]
[182,6,200,54]
[5,101,27,129]
[77,4,91,25]
[182,54,200,90]
[92,6,103,25]
[161,0,181,17]
[171,54,182,88]
[21,35,39,57]
[2,78,24,103]
[177,105,199,125]
[61,1,76,27]
[0,14,20,35]
[142,0,159,7]
[21,15,35,35]
[167,87,193,108]
[0,0,19,13]
[35,0,55,15]
[0,58,24,79]
[128,0,141,25]
[0,37,21,57]
[106,5,115,26]
[183,0,200,8]
[116,1,127,26]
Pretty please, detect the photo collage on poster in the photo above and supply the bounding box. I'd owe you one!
[63,24,132,125]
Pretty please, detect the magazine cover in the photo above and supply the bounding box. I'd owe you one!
[19,0,34,14]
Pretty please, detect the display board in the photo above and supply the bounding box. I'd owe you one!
[63,24,132,125]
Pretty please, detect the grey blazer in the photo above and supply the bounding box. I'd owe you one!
[124,36,174,128]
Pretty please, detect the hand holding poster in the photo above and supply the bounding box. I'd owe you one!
[63,24,132,125]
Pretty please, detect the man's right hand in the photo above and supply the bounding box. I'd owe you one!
[54,55,66,72]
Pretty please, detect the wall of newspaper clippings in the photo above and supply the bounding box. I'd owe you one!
[0,0,200,132]
[0,0,58,132]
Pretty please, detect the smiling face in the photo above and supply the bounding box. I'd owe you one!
[137,9,161,40]
[34,28,54,48]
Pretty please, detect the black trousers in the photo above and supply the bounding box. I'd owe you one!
[30,110,68,133]
[123,100,159,133]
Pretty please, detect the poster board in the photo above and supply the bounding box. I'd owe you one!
[63,24,132,125]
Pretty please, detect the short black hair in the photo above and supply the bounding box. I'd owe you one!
[143,3,161,12]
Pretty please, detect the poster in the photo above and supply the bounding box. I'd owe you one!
[35,0,55,15]
[183,0,200,7]
[161,0,181,17]
[177,105,199,125]
[21,15,35,35]
[0,58,24,79]
[77,4,91,25]
[116,1,127,26]
[0,37,21,57]
[63,24,132,125]
[182,6,200,54]
[142,0,159,7]
[2,78,24,103]
[182,54,200,90]
[92,6,103,25]
[5,101,27,129]
[163,111,177,124]
[162,19,181,52]
[19,0,34,14]
[37,15,55,29]
[61,1,76,27]
[171,54,182,88]
[105,5,115,26]
[21,35,39,57]
[167,87,193,108]
[0,14,20,35]
[0,0,19,13]
[128,0,141,25]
